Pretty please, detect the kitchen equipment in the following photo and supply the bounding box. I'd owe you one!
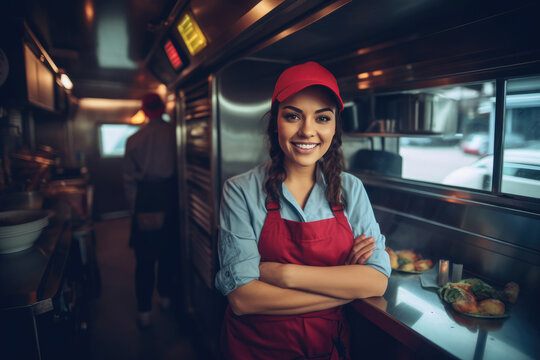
[0,191,44,210]
[9,152,55,191]
[44,180,93,221]
[451,263,463,282]
[349,150,403,177]
[34,144,58,160]
[0,210,49,254]
[438,259,450,286]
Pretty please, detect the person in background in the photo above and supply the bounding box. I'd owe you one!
[215,62,391,359]
[123,92,177,329]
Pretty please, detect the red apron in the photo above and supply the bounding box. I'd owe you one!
[222,200,354,360]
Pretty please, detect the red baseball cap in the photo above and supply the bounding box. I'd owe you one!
[272,61,344,111]
[141,92,165,118]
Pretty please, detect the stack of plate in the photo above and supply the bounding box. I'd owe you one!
[0,210,49,254]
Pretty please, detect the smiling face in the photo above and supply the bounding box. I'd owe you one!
[277,86,337,172]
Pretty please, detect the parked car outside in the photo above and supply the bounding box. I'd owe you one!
[460,132,525,156]
[443,147,540,198]
[400,134,462,147]
[460,133,490,155]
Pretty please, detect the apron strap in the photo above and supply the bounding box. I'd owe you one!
[266,200,281,211]
[265,200,282,222]
[267,200,344,216]
[265,199,350,238]
[331,204,353,238]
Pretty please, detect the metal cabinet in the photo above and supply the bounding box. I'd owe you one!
[178,76,224,355]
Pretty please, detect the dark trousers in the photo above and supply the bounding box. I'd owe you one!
[133,231,174,312]
[131,178,177,312]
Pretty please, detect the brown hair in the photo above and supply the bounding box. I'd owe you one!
[263,89,345,208]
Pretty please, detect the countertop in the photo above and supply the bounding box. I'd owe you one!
[0,218,71,310]
[350,272,540,360]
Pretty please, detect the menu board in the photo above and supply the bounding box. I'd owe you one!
[176,12,207,56]
[163,39,183,71]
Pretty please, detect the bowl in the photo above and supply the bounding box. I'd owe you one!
[0,210,49,254]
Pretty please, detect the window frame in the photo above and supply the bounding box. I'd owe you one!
[346,72,540,213]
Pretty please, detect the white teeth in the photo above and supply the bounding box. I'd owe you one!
[295,143,317,149]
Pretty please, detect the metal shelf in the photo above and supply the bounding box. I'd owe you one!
[343,132,444,138]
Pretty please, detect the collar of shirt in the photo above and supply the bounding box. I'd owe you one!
[280,163,330,222]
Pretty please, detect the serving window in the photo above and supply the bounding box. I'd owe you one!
[501,76,540,198]
[343,75,540,201]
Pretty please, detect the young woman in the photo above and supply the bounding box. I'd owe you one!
[215,62,391,359]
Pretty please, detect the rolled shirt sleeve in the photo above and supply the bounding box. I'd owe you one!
[215,178,261,295]
[342,173,391,277]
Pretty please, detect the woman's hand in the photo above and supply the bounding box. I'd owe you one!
[259,262,289,288]
[345,234,376,265]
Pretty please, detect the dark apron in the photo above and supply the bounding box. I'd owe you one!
[129,177,175,249]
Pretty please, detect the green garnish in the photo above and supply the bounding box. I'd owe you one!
[438,284,467,303]
[398,258,411,266]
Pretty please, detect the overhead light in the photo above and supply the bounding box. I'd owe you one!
[79,98,141,109]
[357,81,370,90]
[60,73,73,90]
[157,84,167,97]
[85,0,95,23]
[357,72,369,79]
[96,6,137,69]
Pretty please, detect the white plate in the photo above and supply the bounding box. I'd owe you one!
[456,310,510,319]
[392,267,433,274]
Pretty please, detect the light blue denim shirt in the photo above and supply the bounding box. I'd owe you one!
[215,162,391,296]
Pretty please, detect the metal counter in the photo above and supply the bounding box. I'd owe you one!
[0,219,70,310]
[349,273,539,360]
[0,219,71,359]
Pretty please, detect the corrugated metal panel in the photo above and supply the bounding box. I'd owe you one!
[183,78,216,289]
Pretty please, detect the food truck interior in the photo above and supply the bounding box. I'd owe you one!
[1,0,539,359]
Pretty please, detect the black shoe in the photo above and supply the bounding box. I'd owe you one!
[136,312,151,330]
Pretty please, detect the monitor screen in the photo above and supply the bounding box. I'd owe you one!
[98,124,139,157]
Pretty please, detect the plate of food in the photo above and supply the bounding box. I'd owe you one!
[438,278,519,318]
[386,247,434,273]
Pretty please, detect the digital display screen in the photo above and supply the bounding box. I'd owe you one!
[176,12,207,56]
[163,39,183,70]
[98,124,139,157]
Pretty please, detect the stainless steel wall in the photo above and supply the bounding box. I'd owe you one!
[216,59,288,186]
[71,99,140,217]
[361,176,540,297]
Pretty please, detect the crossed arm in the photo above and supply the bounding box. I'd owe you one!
[227,235,388,316]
